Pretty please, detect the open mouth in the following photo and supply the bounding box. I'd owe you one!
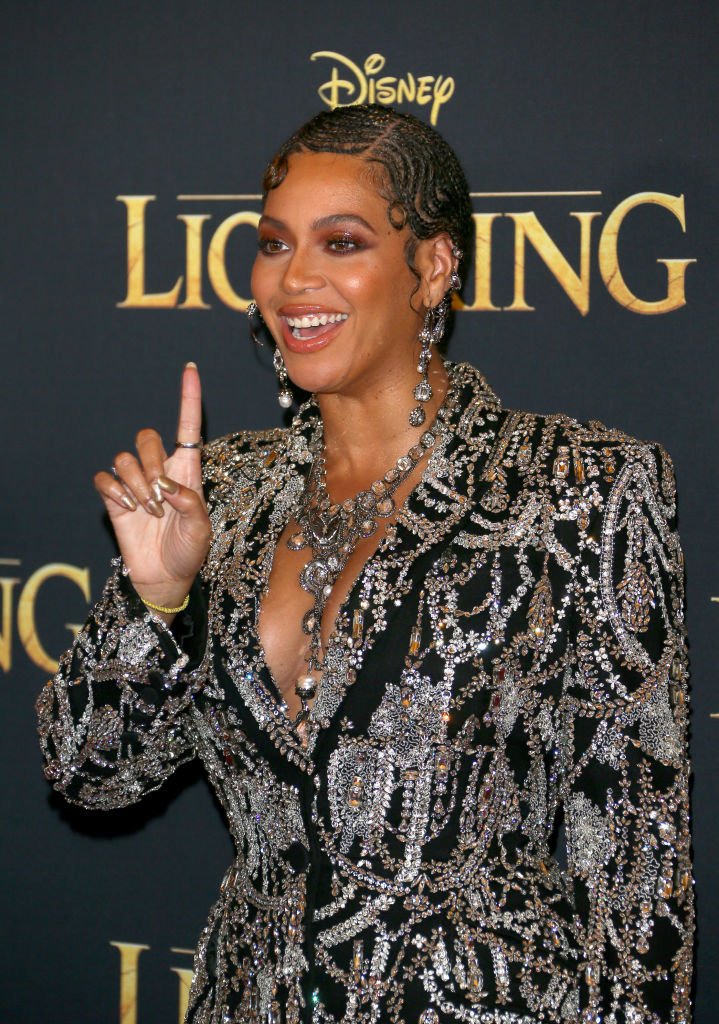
[284,312,348,340]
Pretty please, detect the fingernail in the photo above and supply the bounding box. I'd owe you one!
[146,498,164,518]
[121,494,137,511]
[157,475,178,494]
[151,481,164,503]
[185,360,198,369]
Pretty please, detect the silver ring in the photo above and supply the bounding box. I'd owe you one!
[175,440,203,449]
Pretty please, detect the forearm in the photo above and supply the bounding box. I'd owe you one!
[37,558,208,809]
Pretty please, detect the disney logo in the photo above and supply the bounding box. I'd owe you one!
[310,51,455,126]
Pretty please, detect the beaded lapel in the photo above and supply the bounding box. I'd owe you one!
[206,364,507,766]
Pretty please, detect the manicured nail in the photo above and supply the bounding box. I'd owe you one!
[121,494,137,510]
[157,475,178,494]
[146,498,164,518]
[151,481,164,503]
[185,361,198,369]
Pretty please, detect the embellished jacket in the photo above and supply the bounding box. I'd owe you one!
[37,363,694,1024]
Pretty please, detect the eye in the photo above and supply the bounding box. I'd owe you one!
[326,234,364,254]
[257,237,288,255]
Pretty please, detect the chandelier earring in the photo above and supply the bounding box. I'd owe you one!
[248,301,294,409]
[409,299,448,427]
[247,300,265,346]
[273,348,294,409]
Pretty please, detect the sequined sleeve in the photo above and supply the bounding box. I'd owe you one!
[36,560,206,810]
[559,440,694,1023]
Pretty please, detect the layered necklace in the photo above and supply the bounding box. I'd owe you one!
[286,370,457,728]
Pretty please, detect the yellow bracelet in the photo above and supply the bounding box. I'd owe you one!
[141,593,190,615]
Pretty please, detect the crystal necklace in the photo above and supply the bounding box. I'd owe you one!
[286,371,457,728]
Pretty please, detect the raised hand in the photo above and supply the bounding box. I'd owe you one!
[93,362,211,618]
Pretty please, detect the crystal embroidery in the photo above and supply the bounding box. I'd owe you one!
[37,364,693,1024]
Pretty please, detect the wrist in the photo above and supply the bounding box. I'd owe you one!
[141,593,189,615]
[133,581,194,612]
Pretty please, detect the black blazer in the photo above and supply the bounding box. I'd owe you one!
[38,363,693,1024]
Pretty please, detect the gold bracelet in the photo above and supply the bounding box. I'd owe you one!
[141,593,190,615]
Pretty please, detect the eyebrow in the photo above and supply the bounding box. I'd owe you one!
[258,213,378,234]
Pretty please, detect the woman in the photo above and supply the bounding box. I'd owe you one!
[37,105,693,1023]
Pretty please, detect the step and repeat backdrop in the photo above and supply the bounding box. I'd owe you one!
[2,2,716,1022]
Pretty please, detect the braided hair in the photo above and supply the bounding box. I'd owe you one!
[262,104,472,295]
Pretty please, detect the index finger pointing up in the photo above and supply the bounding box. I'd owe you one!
[176,361,203,448]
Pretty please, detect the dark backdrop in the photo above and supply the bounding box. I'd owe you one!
[2,2,716,1021]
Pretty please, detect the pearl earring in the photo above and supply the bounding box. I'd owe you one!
[274,348,294,409]
[247,301,293,409]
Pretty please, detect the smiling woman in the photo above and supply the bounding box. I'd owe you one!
[38,105,694,1024]
[253,149,453,401]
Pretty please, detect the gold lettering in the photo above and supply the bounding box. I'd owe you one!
[374,76,397,105]
[0,575,20,672]
[207,211,259,311]
[396,77,416,103]
[311,51,367,106]
[170,949,195,1024]
[415,76,434,105]
[110,941,150,1024]
[177,213,211,309]
[505,211,600,315]
[431,77,455,126]
[454,213,502,312]
[598,192,696,314]
[364,52,386,88]
[310,51,454,125]
[17,564,90,673]
[116,197,183,308]
[116,187,696,317]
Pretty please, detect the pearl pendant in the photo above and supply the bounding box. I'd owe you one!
[295,674,317,699]
[278,389,293,409]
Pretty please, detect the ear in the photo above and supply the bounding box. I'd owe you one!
[414,233,455,308]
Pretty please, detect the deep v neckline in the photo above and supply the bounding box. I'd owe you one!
[234,362,502,753]
[249,430,443,740]
[251,470,408,732]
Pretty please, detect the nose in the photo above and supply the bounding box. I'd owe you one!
[281,244,325,294]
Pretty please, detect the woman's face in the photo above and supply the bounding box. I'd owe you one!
[251,151,428,400]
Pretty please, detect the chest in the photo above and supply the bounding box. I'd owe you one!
[201,517,570,877]
[213,471,568,739]
[255,469,426,721]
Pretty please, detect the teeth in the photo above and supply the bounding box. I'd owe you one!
[285,312,348,328]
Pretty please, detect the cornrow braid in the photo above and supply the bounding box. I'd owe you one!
[262,104,473,296]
